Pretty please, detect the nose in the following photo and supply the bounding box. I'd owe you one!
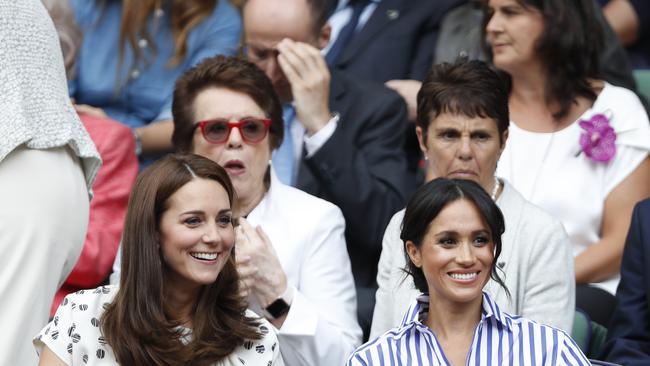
[263,55,285,84]
[486,11,503,37]
[456,136,473,161]
[202,222,220,245]
[455,242,476,266]
[227,124,243,148]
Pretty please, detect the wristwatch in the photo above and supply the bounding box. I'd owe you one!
[263,286,293,320]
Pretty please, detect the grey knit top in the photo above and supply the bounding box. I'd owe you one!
[0,0,100,189]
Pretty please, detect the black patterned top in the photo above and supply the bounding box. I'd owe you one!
[34,286,283,365]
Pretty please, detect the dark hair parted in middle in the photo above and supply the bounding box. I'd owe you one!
[172,55,283,152]
[416,58,510,143]
[400,178,510,298]
[101,153,261,365]
[482,0,604,121]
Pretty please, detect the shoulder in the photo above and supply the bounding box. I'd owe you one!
[597,83,649,129]
[199,0,241,27]
[273,180,345,222]
[347,324,419,364]
[500,181,566,233]
[60,286,118,313]
[235,311,280,362]
[332,70,405,108]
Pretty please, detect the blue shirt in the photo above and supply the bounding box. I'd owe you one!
[347,292,590,366]
[69,0,241,128]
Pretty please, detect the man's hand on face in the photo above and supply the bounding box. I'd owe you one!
[277,38,332,136]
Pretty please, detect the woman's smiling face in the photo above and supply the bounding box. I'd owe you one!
[160,178,235,290]
[406,199,494,306]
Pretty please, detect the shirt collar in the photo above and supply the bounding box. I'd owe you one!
[401,292,512,331]
[335,0,381,11]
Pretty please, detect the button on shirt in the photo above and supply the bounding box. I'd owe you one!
[69,0,241,128]
[347,292,590,366]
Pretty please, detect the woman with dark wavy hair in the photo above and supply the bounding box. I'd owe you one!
[349,179,588,365]
[68,0,241,157]
[35,154,283,365]
[486,0,650,301]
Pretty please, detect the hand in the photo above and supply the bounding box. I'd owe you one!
[74,103,107,118]
[235,218,288,308]
[277,38,331,135]
[385,79,422,122]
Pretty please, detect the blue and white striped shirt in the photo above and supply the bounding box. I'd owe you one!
[347,292,589,365]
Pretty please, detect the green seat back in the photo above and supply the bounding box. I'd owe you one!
[634,70,650,102]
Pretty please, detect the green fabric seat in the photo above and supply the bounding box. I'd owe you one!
[571,309,608,359]
[634,69,650,102]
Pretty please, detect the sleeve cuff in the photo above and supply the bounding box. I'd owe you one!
[303,113,340,157]
[277,287,318,336]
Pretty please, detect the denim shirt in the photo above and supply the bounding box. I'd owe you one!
[69,0,242,128]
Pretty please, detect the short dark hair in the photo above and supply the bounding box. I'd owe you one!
[171,55,283,152]
[482,0,603,121]
[400,178,510,298]
[416,58,509,143]
[102,153,262,364]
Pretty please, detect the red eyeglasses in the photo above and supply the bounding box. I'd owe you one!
[195,118,272,144]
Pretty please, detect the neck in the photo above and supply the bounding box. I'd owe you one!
[237,185,266,217]
[164,276,201,328]
[509,66,548,105]
[425,294,483,340]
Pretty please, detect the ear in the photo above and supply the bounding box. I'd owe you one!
[415,126,428,155]
[405,240,422,268]
[499,129,509,154]
[318,23,332,49]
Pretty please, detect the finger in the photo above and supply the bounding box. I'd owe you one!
[294,41,327,73]
[277,51,304,87]
[280,40,319,72]
[255,226,274,248]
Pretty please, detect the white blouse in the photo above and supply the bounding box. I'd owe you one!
[34,286,284,365]
[497,82,650,294]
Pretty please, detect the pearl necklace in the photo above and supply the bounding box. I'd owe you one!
[491,176,500,201]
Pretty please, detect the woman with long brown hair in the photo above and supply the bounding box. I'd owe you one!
[68,0,241,157]
[35,154,283,365]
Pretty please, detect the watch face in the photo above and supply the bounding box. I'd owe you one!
[265,298,290,318]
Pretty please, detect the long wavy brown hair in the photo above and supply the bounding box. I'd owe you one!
[101,154,261,365]
[113,0,218,68]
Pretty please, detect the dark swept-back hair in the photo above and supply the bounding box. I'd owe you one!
[172,55,283,152]
[101,153,261,365]
[482,0,603,121]
[401,178,510,299]
[416,58,509,143]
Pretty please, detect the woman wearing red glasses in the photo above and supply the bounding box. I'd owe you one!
[111,55,362,365]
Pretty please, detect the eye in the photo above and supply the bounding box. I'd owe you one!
[206,121,228,134]
[217,214,232,227]
[473,235,490,247]
[471,132,491,142]
[184,216,202,227]
[241,119,263,134]
[437,237,456,248]
[438,130,459,141]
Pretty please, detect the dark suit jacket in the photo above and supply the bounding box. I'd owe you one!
[331,0,463,83]
[601,199,650,365]
[296,70,415,291]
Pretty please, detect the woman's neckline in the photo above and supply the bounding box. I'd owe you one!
[510,81,608,135]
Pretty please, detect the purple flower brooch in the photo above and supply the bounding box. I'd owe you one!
[578,112,616,163]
